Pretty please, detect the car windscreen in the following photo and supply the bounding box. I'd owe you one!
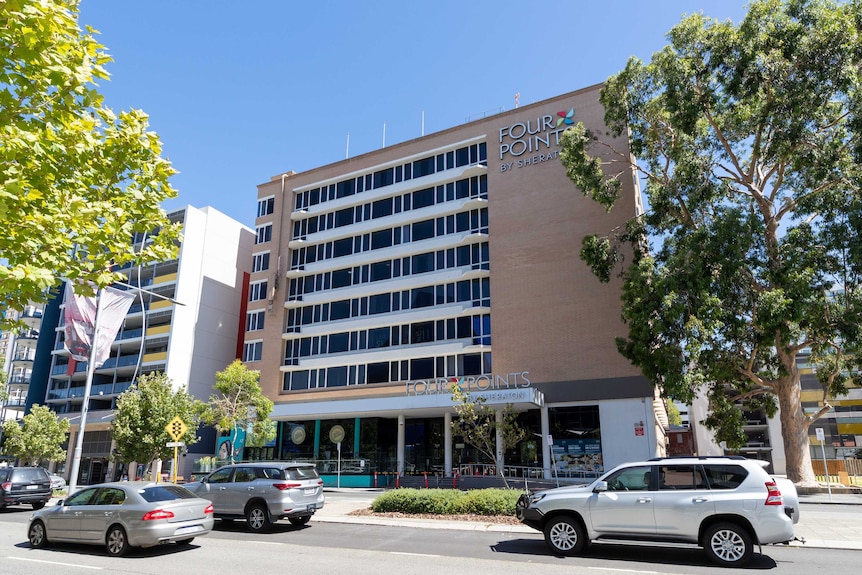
[286,466,320,480]
[139,485,197,502]
[12,468,48,482]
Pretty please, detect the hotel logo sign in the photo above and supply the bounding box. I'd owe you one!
[498,108,574,173]
[405,371,531,396]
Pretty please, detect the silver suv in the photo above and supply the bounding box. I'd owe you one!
[516,456,799,567]
[185,462,324,532]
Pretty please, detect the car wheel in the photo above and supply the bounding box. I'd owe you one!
[106,525,131,557]
[289,515,311,526]
[543,515,588,556]
[245,504,271,533]
[28,520,49,549]
[703,522,753,566]
[176,538,195,546]
[32,502,46,510]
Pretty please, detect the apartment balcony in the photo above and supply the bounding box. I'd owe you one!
[9,374,31,385]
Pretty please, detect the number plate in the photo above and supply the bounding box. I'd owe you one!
[174,525,202,536]
[26,485,39,490]
[303,488,316,495]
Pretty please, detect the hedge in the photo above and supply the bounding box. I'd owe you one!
[370,488,521,516]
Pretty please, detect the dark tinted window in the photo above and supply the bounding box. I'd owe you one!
[335,208,353,227]
[371,261,391,281]
[255,467,284,480]
[371,229,392,250]
[412,188,434,209]
[372,198,392,219]
[140,485,197,502]
[411,357,434,379]
[704,464,749,490]
[330,300,350,320]
[334,238,353,257]
[286,466,320,480]
[332,268,352,288]
[368,293,390,315]
[413,157,435,178]
[329,333,349,353]
[658,465,707,490]
[367,362,389,383]
[412,252,434,274]
[412,220,434,241]
[66,487,98,506]
[368,327,390,348]
[12,468,48,482]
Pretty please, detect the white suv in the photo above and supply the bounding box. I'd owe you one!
[516,456,799,567]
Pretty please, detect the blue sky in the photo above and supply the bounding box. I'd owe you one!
[78,1,748,228]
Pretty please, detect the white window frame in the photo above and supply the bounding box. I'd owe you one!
[255,224,272,244]
[249,280,268,302]
[252,251,270,273]
[243,340,263,362]
[257,196,275,218]
[246,310,265,331]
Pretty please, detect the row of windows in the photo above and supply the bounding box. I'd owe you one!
[288,242,489,300]
[289,208,489,270]
[294,143,487,211]
[284,314,490,364]
[291,175,488,241]
[282,351,492,390]
[286,277,491,332]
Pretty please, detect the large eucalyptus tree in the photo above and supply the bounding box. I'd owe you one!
[561,0,862,484]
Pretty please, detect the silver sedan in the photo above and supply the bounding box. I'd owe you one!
[27,481,214,556]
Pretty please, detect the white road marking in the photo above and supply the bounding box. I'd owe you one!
[389,551,442,558]
[590,568,660,574]
[7,556,102,570]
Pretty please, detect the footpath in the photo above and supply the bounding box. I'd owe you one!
[313,488,862,551]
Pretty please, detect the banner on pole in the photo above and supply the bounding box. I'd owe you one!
[63,284,136,368]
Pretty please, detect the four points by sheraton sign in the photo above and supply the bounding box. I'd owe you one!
[498,108,574,173]
[406,371,531,396]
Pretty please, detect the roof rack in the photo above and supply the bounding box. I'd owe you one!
[647,455,747,461]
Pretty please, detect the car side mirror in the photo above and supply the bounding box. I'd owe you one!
[56,499,65,506]
[201,477,208,484]
[593,480,608,493]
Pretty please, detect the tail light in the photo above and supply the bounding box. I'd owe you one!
[1,482,10,491]
[142,509,175,521]
[273,483,301,490]
[764,481,783,506]
[204,504,214,514]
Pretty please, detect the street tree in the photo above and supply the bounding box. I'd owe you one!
[202,360,276,463]
[0,0,181,329]
[450,380,527,487]
[1,404,69,465]
[111,372,204,478]
[560,0,862,485]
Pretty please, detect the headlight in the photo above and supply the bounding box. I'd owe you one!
[528,493,546,505]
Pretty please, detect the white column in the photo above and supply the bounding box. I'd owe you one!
[444,412,453,477]
[397,414,405,475]
[541,405,551,480]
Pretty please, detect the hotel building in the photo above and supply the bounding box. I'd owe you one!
[248,85,668,485]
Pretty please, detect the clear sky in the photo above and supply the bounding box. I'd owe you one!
[77,0,749,228]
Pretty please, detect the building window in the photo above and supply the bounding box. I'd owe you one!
[257,197,274,218]
[255,224,272,244]
[249,281,268,302]
[252,252,270,273]
[244,341,263,362]
[246,310,265,332]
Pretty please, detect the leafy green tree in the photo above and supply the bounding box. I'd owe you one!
[202,360,276,463]
[0,0,181,328]
[450,381,526,487]
[1,404,69,465]
[666,401,683,427]
[111,372,204,475]
[560,0,862,485]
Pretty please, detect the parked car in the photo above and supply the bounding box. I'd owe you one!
[185,461,324,532]
[516,456,800,567]
[49,474,67,491]
[0,466,53,510]
[27,481,214,556]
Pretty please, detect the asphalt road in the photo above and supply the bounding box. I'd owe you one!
[1,501,860,575]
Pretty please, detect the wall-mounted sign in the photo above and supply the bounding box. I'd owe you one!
[291,426,307,445]
[634,420,645,437]
[498,108,574,173]
[405,372,531,396]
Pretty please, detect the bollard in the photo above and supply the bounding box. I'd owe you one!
[424,471,428,489]
[374,471,378,488]
[453,470,458,489]
[396,474,400,489]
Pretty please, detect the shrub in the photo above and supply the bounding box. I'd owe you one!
[371,488,521,516]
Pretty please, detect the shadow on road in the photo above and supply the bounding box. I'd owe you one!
[490,539,779,569]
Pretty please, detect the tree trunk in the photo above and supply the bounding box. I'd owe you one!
[776,375,818,486]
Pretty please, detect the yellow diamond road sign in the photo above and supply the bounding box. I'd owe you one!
[166,416,188,441]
